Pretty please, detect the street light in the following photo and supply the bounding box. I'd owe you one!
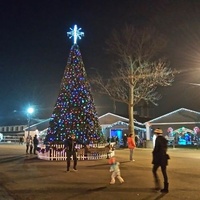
[27,107,34,137]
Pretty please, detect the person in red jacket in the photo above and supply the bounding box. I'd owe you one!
[127,133,136,161]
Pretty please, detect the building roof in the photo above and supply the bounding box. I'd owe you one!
[104,121,146,131]
[3,108,200,134]
[145,108,200,132]
[146,108,200,124]
[98,112,129,125]
[98,112,145,130]
[24,119,50,131]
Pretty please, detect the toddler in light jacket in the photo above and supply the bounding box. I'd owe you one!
[109,156,124,184]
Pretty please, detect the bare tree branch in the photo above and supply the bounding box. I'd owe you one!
[90,25,177,138]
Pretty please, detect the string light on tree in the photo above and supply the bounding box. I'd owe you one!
[46,25,102,143]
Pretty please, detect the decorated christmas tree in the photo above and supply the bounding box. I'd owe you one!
[46,25,102,144]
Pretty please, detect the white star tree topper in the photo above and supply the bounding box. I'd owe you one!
[67,25,84,44]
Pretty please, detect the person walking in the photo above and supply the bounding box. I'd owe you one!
[107,136,110,144]
[64,133,87,172]
[135,135,139,147]
[108,156,124,184]
[29,139,33,154]
[152,128,170,193]
[33,134,39,155]
[19,137,23,145]
[25,135,31,154]
[123,134,127,147]
[127,133,136,161]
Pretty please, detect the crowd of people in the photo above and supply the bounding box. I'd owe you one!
[107,134,146,149]
[25,134,39,155]
[20,129,170,193]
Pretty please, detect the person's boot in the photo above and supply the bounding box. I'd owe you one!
[160,182,169,193]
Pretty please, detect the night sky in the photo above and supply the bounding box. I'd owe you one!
[1,0,200,124]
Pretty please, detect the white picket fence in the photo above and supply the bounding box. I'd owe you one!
[37,143,115,161]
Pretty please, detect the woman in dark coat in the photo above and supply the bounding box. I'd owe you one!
[33,135,39,155]
[152,128,170,193]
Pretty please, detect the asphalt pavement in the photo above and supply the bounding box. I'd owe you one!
[0,143,200,200]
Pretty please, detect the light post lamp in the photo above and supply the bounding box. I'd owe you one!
[27,107,34,137]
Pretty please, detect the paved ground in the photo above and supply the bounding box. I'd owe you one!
[0,144,200,200]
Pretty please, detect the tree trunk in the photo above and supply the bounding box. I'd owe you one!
[128,64,135,140]
[128,85,135,139]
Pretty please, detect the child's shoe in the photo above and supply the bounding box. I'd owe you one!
[120,179,124,184]
[110,179,115,184]
[118,176,124,183]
